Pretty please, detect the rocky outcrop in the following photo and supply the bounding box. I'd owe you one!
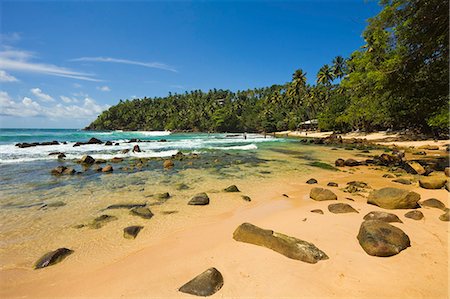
[310,187,337,201]
[404,210,424,220]
[178,268,224,296]
[188,193,210,205]
[233,222,328,263]
[123,226,143,239]
[34,248,73,269]
[328,203,358,214]
[357,220,410,257]
[367,187,420,209]
[224,185,240,192]
[419,177,447,189]
[16,141,59,148]
[363,211,402,223]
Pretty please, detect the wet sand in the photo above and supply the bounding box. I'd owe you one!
[0,144,448,298]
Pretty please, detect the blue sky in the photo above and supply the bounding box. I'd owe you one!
[0,0,381,128]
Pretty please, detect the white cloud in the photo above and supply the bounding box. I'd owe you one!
[97,85,111,92]
[71,56,177,72]
[0,48,102,82]
[31,88,54,102]
[60,95,79,103]
[0,90,109,119]
[0,70,18,82]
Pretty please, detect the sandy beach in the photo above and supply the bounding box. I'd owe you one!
[0,139,448,299]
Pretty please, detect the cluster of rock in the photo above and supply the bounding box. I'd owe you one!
[16,140,61,148]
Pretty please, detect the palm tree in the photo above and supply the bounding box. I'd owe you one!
[316,64,334,85]
[332,56,346,79]
[287,68,307,106]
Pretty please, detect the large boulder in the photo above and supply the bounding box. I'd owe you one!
[367,187,420,209]
[357,220,410,257]
[233,222,328,263]
[420,198,447,211]
[178,268,224,296]
[34,248,73,269]
[328,203,358,214]
[363,211,402,223]
[403,162,426,175]
[310,187,337,201]
[188,193,210,205]
[419,177,447,189]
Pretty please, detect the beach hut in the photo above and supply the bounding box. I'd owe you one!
[299,119,318,131]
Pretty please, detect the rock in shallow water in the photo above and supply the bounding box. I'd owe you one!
[188,193,210,205]
[328,203,358,214]
[88,214,118,229]
[34,248,73,269]
[357,220,410,257]
[363,211,402,223]
[123,226,143,239]
[367,187,420,209]
[178,267,224,296]
[310,187,337,201]
[130,207,154,219]
[233,222,328,263]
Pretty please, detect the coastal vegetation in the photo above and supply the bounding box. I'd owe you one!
[87,0,449,134]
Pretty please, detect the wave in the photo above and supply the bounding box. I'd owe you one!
[133,131,171,136]
[211,144,257,150]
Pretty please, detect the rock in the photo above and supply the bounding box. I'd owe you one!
[45,201,66,208]
[163,159,174,168]
[51,166,74,175]
[367,187,420,209]
[88,214,118,229]
[87,137,102,144]
[101,165,113,172]
[335,158,345,167]
[392,178,412,185]
[178,267,224,296]
[404,210,424,220]
[34,248,74,269]
[176,183,190,190]
[306,178,318,184]
[420,198,447,210]
[344,159,360,166]
[155,192,171,200]
[383,174,395,178]
[80,155,95,164]
[328,203,358,214]
[224,185,240,192]
[233,222,328,263]
[357,220,410,257]
[105,203,146,210]
[310,209,324,214]
[439,210,449,221]
[172,151,185,160]
[94,159,107,164]
[123,226,143,239]
[419,177,447,189]
[403,162,426,175]
[445,167,450,177]
[105,141,113,146]
[121,149,130,154]
[130,207,154,219]
[62,167,75,175]
[57,153,66,159]
[327,182,338,187]
[363,211,402,223]
[132,145,141,152]
[310,187,337,201]
[111,157,123,163]
[347,181,368,188]
[241,195,251,202]
[188,193,210,205]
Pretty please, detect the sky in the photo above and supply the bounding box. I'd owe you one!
[0,0,381,129]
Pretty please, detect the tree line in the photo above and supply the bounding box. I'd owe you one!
[87,0,449,135]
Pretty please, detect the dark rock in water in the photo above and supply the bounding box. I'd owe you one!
[49,152,63,156]
[88,214,118,229]
[73,142,81,147]
[114,143,120,146]
[344,159,360,166]
[311,209,324,214]
[133,144,141,152]
[327,182,338,187]
[88,137,102,144]
[163,159,174,168]
[57,153,66,159]
[335,158,345,167]
[420,198,447,210]
[121,149,130,154]
[178,267,224,296]
[363,211,402,223]
[233,222,328,263]
[102,165,113,172]
[306,178,318,184]
[404,210,424,220]
[328,203,358,214]
[439,210,449,221]
[105,203,146,210]
[188,193,210,205]
[241,195,251,202]
[51,166,75,175]
[367,187,420,209]
[172,151,185,160]
[34,248,74,269]
[176,183,190,190]
[95,159,107,164]
[130,207,154,219]
[393,178,412,185]
[105,141,113,146]
[80,155,95,164]
[383,174,395,178]
[419,177,447,189]
[310,187,337,201]
[224,185,240,192]
[123,226,143,239]
[357,220,410,257]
